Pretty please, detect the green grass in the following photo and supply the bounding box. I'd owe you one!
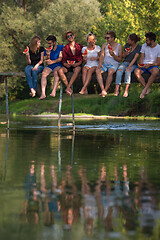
[1,83,160,118]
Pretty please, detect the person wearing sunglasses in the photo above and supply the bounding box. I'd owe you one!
[96,31,123,97]
[58,31,83,95]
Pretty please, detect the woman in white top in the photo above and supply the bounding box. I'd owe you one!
[79,33,101,94]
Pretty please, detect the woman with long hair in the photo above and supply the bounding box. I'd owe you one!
[24,36,44,97]
[114,33,141,97]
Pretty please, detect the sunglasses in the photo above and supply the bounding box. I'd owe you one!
[105,37,111,40]
[67,34,73,39]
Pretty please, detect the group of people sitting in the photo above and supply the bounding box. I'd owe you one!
[24,31,160,100]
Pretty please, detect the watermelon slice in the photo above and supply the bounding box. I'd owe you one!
[108,44,113,50]
[23,46,29,54]
[67,60,75,64]
[138,63,145,67]
[45,46,53,51]
[82,49,88,56]
[125,48,131,52]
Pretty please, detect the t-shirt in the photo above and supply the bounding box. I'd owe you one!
[44,45,64,61]
[140,43,160,64]
[82,45,101,68]
[29,46,44,66]
[124,43,141,64]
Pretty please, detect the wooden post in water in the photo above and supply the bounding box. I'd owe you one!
[4,77,9,129]
[58,82,63,131]
[71,91,75,132]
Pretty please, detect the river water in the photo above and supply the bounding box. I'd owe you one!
[0,116,160,240]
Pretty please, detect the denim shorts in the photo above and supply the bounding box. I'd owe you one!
[101,63,119,72]
[46,63,62,71]
[137,65,159,73]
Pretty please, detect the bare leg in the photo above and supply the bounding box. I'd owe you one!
[58,67,72,95]
[123,84,129,97]
[80,66,96,94]
[114,85,120,96]
[134,68,146,87]
[30,88,36,97]
[66,66,81,95]
[79,66,89,94]
[39,67,52,100]
[139,68,159,99]
[104,68,115,92]
[96,68,107,97]
[50,67,60,97]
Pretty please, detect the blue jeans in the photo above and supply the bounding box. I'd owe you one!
[25,65,44,90]
[115,62,137,85]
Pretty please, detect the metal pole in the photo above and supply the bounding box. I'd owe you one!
[71,87,75,132]
[5,77,9,129]
[58,82,63,131]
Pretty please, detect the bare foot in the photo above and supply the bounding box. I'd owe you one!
[79,90,84,95]
[99,90,107,97]
[114,91,119,96]
[123,92,128,97]
[30,88,36,97]
[39,95,46,100]
[50,91,56,97]
[145,89,151,95]
[65,88,73,96]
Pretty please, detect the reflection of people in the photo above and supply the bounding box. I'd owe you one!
[114,33,141,97]
[79,167,97,235]
[95,165,114,232]
[136,167,159,235]
[58,31,83,96]
[79,33,101,95]
[22,164,40,225]
[96,31,122,97]
[24,36,44,97]
[134,32,160,99]
[40,35,64,99]
[40,164,61,226]
[60,165,80,230]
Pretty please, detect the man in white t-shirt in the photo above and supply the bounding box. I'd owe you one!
[134,32,160,99]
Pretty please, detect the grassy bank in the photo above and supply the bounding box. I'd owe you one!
[0,83,160,118]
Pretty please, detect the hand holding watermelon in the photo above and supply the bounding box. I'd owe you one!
[125,48,131,53]
[82,49,88,57]
[138,63,145,68]
[23,46,29,55]
[67,60,75,65]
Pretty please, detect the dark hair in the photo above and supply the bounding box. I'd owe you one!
[145,32,156,41]
[106,31,116,39]
[46,35,57,43]
[129,33,141,43]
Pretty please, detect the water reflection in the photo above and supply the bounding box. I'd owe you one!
[21,161,160,238]
[1,120,160,240]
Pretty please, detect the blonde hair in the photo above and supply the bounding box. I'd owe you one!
[85,33,95,43]
[29,36,41,53]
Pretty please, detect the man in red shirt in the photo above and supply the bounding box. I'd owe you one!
[59,31,83,95]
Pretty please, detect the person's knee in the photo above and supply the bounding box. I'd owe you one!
[108,69,115,76]
[134,68,140,77]
[150,68,159,77]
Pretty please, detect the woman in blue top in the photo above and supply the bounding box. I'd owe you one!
[25,36,44,97]
[114,33,141,97]
[39,35,64,100]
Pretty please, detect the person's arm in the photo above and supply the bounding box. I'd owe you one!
[126,53,140,71]
[46,51,63,65]
[25,53,31,65]
[110,44,123,62]
[97,44,106,69]
[138,53,145,68]
[145,57,160,68]
[33,51,44,70]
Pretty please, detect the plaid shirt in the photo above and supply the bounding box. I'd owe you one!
[62,43,83,64]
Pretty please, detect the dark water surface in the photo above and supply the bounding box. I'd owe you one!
[0,116,160,240]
